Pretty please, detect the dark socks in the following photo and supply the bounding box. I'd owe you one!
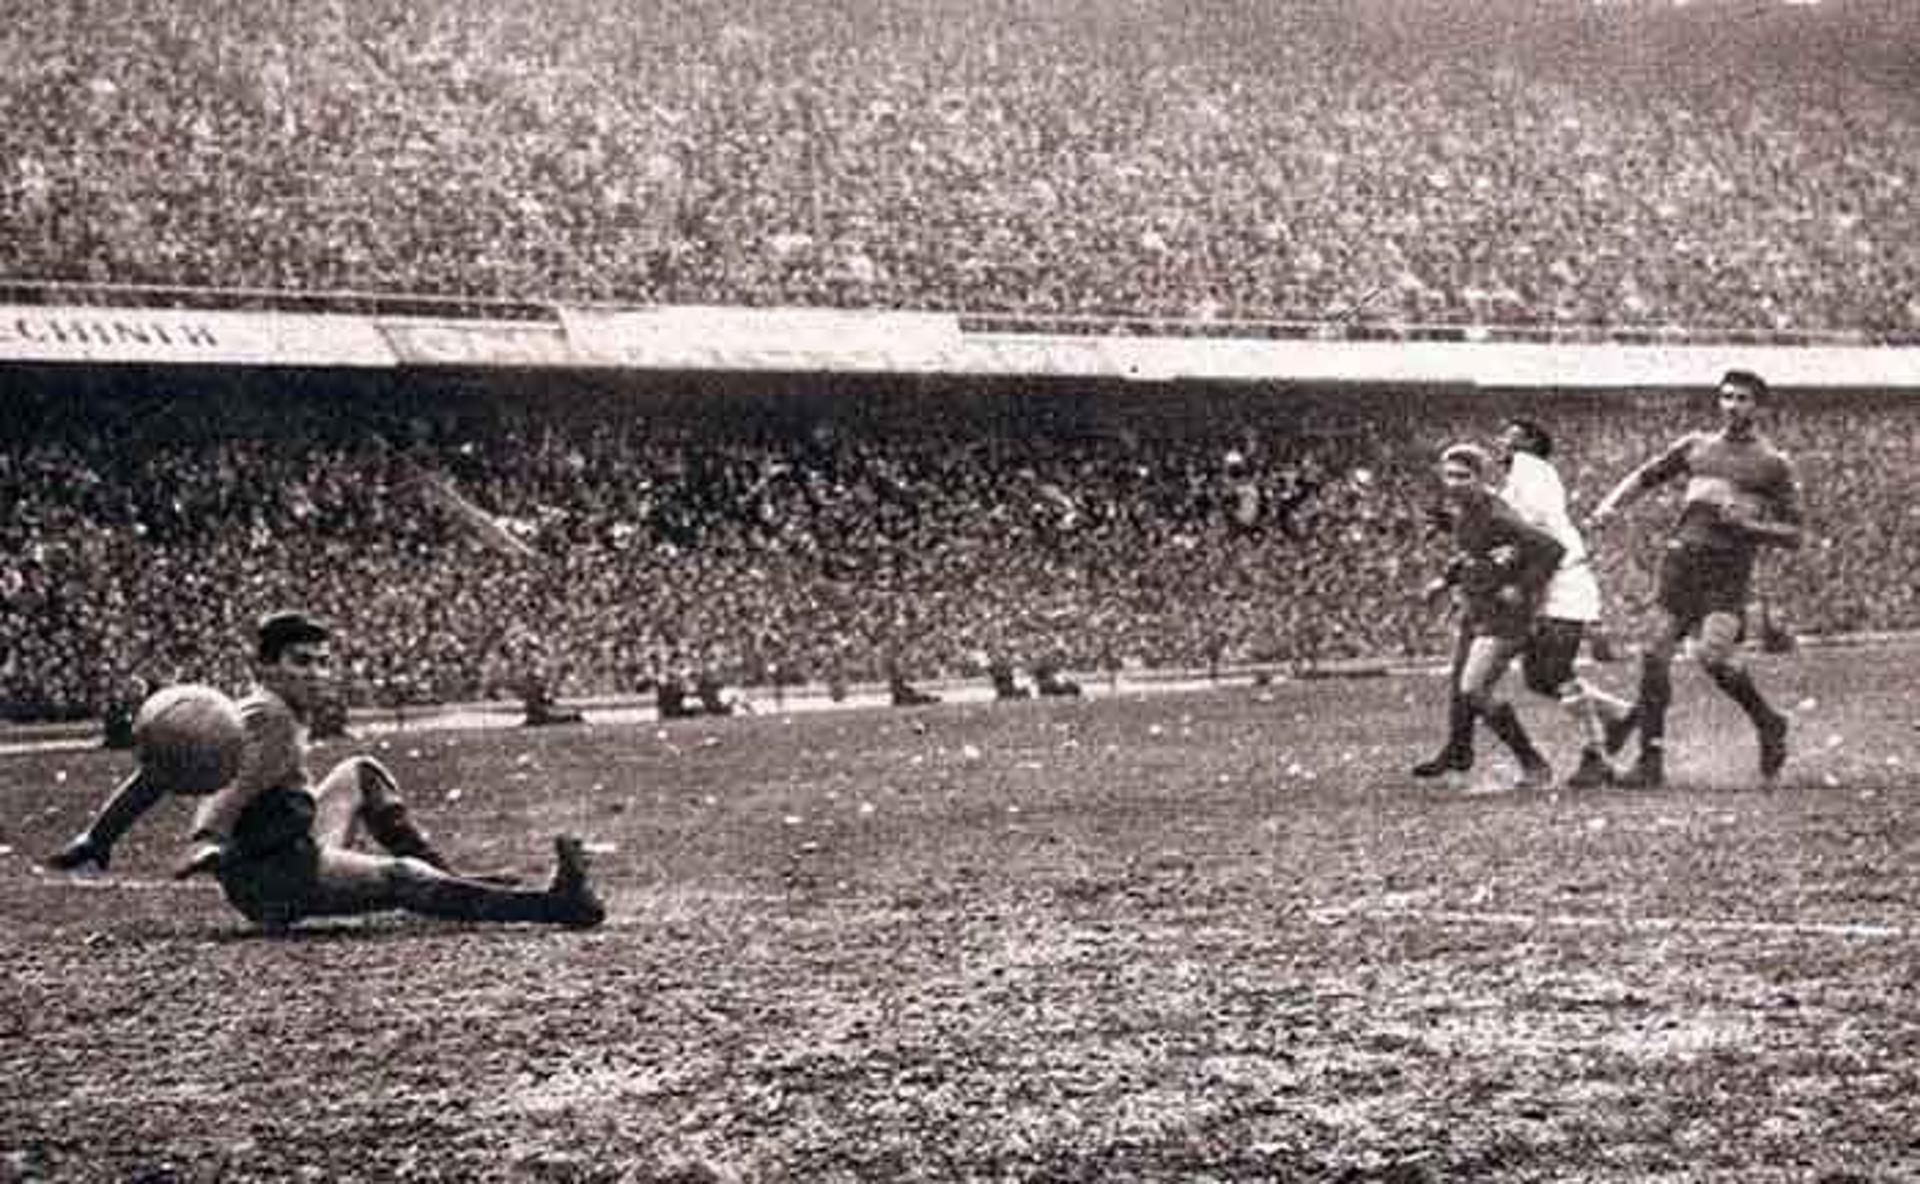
[399,872,567,923]
[1636,654,1673,748]
[1444,688,1476,757]
[364,801,445,868]
[1705,662,1780,728]
[1479,701,1544,767]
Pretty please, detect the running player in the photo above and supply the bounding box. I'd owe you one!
[1414,418,1634,787]
[1587,370,1803,787]
[1427,443,1565,789]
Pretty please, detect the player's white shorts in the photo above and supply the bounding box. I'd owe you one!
[1541,559,1602,623]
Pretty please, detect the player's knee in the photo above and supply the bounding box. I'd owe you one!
[1698,652,1747,685]
[1694,630,1740,668]
[350,754,396,786]
[1694,642,1733,671]
[345,755,401,804]
[1460,685,1498,714]
[382,854,441,890]
[1695,616,1742,664]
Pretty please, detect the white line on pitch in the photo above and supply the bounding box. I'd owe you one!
[33,874,201,892]
[1311,905,1904,941]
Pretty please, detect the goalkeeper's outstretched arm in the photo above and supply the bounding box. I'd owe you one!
[45,770,167,871]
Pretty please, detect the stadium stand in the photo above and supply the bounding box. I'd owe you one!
[2,0,1916,334]
[3,370,1917,721]
[4,0,1918,721]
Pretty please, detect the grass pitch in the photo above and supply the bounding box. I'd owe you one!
[3,643,1915,1182]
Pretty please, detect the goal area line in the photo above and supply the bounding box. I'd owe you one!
[1312,904,1904,941]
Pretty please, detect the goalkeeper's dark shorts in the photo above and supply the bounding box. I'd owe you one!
[215,787,322,928]
[1656,542,1754,636]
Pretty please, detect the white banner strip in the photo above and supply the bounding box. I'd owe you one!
[559,305,966,373]
[0,304,395,367]
[380,319,579,368]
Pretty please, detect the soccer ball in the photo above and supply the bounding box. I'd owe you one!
[134,684,246,795]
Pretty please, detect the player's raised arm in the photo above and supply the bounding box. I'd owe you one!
[45,770,168,872]
[47,684,245,871]
[1588,435,1695,530]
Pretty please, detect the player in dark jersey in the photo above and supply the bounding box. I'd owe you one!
[1413,418,1633,789]
[48,611,606,931]
[1429,443,1566,789]
[1588,370,1803,787]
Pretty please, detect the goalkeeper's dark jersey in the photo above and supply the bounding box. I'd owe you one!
[189,688,314,857]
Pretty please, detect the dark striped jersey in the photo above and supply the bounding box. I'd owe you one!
[1635,429,1800,554]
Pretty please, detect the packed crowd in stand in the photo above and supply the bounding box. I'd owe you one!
[3,0,1917,333]
[5,0,1918,720]
[3,375,1917,721]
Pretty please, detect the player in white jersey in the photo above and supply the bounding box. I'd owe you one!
[49,611,604,931]
[1414,418,1632,788]
[1498,419,1636,785]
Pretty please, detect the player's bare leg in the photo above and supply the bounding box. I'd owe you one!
[1581,683,1637,756]
[311,756,438,860]
[1522,625,1621,789]
[310,756,516,883]
[1560,680,1618,788]
[46,769,167,871]
[289,837,604,929]
[1460,637,1550,789]
[1695,612,1790,783]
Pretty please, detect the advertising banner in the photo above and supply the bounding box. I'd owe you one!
[0,305,394,367]
[380,319,578,368]
[559,305,965,372]
[559,305,1920,387]
[1461,342,1920,389]
[10,300,1916,389]
[1021,333,1920,388]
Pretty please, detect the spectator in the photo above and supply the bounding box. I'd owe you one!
[1,377,1916,720]
[0,0,1914,334]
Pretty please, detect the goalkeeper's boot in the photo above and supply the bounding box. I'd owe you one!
[46,831,111,872]
[545,836,606,930]
[1410,748,1473,779]
[1618,746,1666,790]
[1565,748,1617,790]
[1757,711,1790,785]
